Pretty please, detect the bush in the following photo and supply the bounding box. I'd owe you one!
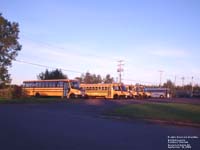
[0,88,12,99]
[0,85,23,99]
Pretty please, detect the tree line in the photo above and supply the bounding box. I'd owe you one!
[38,69,114,84]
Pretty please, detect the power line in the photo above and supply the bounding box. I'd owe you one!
[17,34,200,85]
[14,59,200,86]
[14,59,157,85]
[21,34,200,82]
[14,59,82,74]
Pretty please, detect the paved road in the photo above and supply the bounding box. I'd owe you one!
[0,99,200,150]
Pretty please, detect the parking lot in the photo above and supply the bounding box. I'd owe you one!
[0,98,200,150]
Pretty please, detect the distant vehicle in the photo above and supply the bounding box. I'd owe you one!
[192,91,200,98]
[126,85,151,99]
[126,85,138,98]
[175,90,191,98]
[23,79,84,98]
[136,85,151,98]
[144,87,170,98]
[80,83,130,99]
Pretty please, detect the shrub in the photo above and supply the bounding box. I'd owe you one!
[0,85,23,99]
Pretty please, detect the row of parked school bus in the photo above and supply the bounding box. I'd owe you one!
[23,79,170,99]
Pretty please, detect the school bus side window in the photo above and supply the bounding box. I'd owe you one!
[30,82,35,88]
[35,82,39,87]
[27,82,31,87]
[45,82,48,87]
[38,82,41,87]
[40,82,44,87]
[52,82,55,87]
[113,86,119,91]
[57,81,63,87]
[24,82,28,87]
[49,82,56,87]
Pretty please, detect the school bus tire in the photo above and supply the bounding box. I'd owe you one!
[114,94,118,99]
[119,96,123,99]
[69,93,76,99]
[160,95,164,98]
[35,92,40,97]
[84,94,89,99]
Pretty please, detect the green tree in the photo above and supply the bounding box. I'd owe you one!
[0,14,21,86]
[76,72,102,83]
[103,74,114,83]
[37,69,68,80]
[92,74,102,83]
[83,72,93,83]
[163,80,174,88]
[163,79,175,96]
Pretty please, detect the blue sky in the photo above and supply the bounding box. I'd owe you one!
[1,0,200,85]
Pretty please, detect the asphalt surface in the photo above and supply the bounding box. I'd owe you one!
[0,99,200,150]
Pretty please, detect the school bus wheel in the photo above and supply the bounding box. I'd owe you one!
[84,94,89,99]
[114,94,118,99]
[69,93,76,99]
[160,95,164,98]
[35,92,40,97]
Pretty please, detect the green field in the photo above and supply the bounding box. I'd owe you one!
[106,103,200,124]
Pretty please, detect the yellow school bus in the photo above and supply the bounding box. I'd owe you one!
[135,85,145,98]
[126,85,138,98]
[126,85,151,99]
[23,79,84,98]
[135,85,151,98]
[80,83,130,99]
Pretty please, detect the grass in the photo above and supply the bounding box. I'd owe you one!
[106,103,200,124]
[0,97,64,104]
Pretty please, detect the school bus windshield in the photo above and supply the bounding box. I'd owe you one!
[136,87,143,92]
[121,85,127,91]
[70,81,80,89]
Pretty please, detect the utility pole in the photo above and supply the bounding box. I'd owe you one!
[117,60,124,84]
[173,75,177,98]
[181,77,185,88]
[191,76,194,97]
[158,70,164,87]
[174,76,176,87]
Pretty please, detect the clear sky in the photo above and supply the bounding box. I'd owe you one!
[1,0,200,85]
